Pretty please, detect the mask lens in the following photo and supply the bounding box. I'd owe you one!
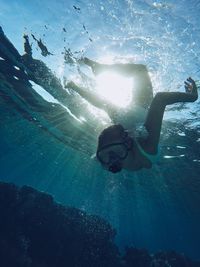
[97,143,128,164]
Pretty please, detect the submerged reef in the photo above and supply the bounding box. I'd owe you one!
[0,182,199,267]
[0,182,120,267]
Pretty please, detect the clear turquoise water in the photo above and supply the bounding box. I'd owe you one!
[0,0,200,260]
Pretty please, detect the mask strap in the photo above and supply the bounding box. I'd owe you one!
[122,130,134,150]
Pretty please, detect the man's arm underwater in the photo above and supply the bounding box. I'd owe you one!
[143,77,198,154]
[65,81,117,115]
[80,57,148,77]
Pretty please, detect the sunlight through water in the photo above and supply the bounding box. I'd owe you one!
[96,71,133,107]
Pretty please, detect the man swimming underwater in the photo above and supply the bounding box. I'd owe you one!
[66,58,198,173]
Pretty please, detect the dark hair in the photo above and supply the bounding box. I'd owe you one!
[97,124,125,151]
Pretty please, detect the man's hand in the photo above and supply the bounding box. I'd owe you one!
[184,77,197,94]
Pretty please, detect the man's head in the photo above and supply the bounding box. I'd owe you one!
[96,124,133,173]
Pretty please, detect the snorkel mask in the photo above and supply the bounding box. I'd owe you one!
[96,131,133,173]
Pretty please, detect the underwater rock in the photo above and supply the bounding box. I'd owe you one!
[151,250,200,267]
[125,248,200,267]
[122,247,151,267]
[0,182,200,267]
[0,182,121,267]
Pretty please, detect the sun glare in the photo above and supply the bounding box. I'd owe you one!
[95,71,133,108]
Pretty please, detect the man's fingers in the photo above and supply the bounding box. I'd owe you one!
[187,77,195,85]
[185,85,191,92]
[184,79,193,92]
[184,81,190,87]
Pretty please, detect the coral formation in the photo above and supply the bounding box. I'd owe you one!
[0,182,199,267]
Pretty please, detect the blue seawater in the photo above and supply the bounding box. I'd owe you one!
[0,0,200,262]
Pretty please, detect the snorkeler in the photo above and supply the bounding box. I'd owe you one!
[66,59,198,173]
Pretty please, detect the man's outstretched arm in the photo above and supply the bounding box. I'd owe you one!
[81,57,148,77]
[144,77,198,153]
[65,81,116,115]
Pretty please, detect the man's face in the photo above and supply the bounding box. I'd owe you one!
[97,133,130,173]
